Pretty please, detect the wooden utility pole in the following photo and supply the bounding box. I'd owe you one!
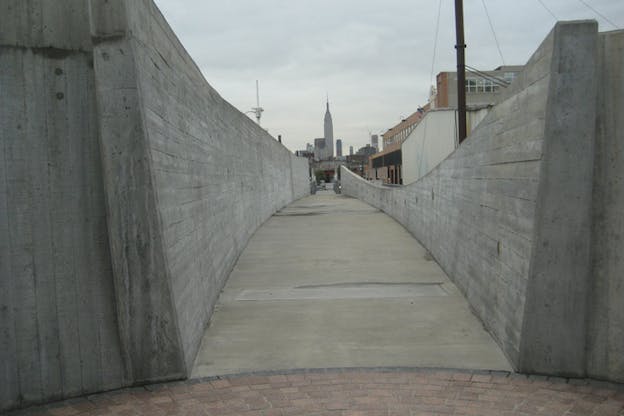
[455,0,467,143]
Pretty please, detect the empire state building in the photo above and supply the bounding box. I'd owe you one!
[324,100,334,159]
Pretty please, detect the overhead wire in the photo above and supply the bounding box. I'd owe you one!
[430,0,443,84]
[576,0,619,29]
[535,0,558,21]
[423,0,442,178]
[480,0,505,66]
[465,65,509,87]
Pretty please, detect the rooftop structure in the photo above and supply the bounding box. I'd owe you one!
[381,109,425,148]
[434,65,524,108]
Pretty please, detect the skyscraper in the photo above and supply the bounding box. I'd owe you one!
[324,100,334,158]
[371,134,379,150]
[336,139,343,157]
[314,138,326,161]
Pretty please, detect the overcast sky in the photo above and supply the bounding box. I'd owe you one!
[153,0,623,153]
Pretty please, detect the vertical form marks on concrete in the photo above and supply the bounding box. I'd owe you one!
[0,46,43,407]
[588,30,624,383]
[0,43,125,408]
[519,21,598,377]
[53,49,124,396]
[0,50,18,406]
[40,47,77,400]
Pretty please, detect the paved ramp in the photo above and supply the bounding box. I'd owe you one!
[192,191,511,377]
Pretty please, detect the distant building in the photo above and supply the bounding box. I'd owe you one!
[345,154,368,178]
[434,65,523,108]
[356,144,376,157]
[324,100,334,159]
[295,150,314,159]
[371,134,379,151]
[349,146,354,156]
[381,109,425,149]
[369,141,403,185]
[306,143,314,152]
[336,139,343,157]
[314,138,326,161]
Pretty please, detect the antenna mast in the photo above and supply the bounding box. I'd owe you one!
[251,80,264,125]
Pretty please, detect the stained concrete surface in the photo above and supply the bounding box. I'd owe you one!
[192,191,511,377]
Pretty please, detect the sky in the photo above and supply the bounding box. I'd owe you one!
[152,0,623,153]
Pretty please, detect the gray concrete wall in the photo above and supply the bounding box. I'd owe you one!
[0,2,125,409]
[343,21,617,379]
[588,30,624,383]
[91,4,187,385]
[1,0,309,410]
[518,21,597,377]
[96,0,310,373]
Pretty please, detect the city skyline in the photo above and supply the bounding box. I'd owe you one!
[153,0,623,152]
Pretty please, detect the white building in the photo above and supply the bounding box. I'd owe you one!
[402,107,490,184]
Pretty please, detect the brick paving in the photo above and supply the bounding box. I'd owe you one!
[7,368,624,416]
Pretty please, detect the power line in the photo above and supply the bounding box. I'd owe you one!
[430,0,443,84]
[535,0,558,21]
[480,0,505,65]
[465,65,510,87]
[576,0,619,29]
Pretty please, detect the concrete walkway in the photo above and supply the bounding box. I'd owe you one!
[192,191,511,377]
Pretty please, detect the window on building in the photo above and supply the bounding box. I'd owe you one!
[466,78,477,92]
[484,79,494,92]
[477,78,485,92]
[504,72,517,84]
[466,77,500,93]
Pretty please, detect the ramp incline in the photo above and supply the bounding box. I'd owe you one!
[192,192,511,377]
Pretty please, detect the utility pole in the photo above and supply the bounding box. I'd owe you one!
[455,0,467,144]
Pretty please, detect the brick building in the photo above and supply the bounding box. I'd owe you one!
[434,65,523,108]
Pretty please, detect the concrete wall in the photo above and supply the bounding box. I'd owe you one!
[0,0,309,410]
[0,0,126,409]
[343,21,624,381]
[588,30,624,383]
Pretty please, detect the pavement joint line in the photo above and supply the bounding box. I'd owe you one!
[164,366,624,394]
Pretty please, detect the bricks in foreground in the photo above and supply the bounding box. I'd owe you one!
[8,368,624,416]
